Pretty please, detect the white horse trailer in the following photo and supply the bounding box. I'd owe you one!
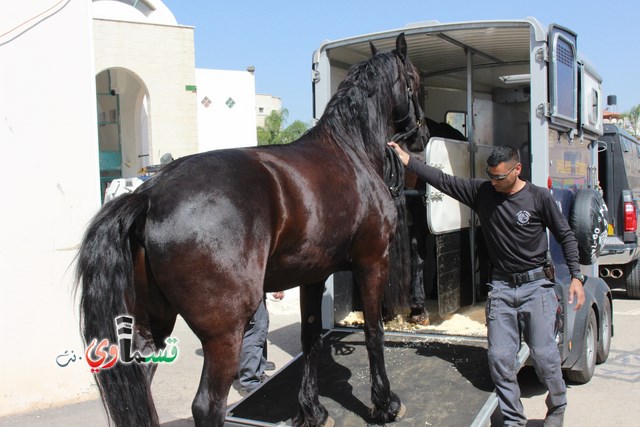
[226,18,613,427]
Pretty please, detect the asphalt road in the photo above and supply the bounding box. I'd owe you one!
[1,291,638,426]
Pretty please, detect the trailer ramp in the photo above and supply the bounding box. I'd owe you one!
[226,330,529,427]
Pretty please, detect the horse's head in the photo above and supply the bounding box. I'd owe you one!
[319,33,429,166]
[383,33,430,160]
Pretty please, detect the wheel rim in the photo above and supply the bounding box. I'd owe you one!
[602,307,611,346]
[587,318,596,367]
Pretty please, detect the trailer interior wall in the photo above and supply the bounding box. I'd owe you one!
[314,19,604,327]
[316,21,541,182]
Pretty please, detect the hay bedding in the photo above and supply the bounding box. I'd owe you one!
[338,305,487,337]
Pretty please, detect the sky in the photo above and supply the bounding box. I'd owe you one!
[162,0,639,125]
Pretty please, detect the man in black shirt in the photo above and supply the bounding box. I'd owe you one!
[388,142,585,427]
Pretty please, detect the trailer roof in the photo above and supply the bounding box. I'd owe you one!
[316,18,546,90]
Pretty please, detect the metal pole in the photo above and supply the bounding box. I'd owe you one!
[466,48,477,306]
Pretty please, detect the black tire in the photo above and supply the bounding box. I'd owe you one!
[596,298,612,364]
[625,260,640,299]
[566,308,597,384]
[569,190,608,265]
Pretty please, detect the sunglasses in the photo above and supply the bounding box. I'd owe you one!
[486,163,519,181]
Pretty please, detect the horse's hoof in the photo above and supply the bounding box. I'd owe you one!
[320,416,335,427]
[409,309,430,326]
[395,403,407,420]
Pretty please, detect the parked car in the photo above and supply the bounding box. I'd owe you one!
[598,123,640,298]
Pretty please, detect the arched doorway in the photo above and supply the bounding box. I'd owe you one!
[95,67,150,201]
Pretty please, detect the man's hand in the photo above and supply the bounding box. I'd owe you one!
[387,141,410,166]
[568,278,585,311]
[271,291,285,300]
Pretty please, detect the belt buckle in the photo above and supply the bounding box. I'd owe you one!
[513,272,524,285]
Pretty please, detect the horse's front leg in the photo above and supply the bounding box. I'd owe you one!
[293,282,333,427]
[355,263,406,423]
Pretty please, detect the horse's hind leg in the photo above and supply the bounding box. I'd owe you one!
[293,282,333,427]
[192,330,244,427]
[131,247,178,384]
[353,259,405,423]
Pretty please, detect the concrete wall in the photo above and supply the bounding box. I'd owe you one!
[93,18,199,163]
[0,0,101,415]
[197,69,258,152]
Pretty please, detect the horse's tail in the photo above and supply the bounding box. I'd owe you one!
[75,192,157,427]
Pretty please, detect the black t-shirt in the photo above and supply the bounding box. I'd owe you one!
[407,157,581,275]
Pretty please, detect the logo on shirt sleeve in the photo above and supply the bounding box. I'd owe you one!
[516,210,531,226]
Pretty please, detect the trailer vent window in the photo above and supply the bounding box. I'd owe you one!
[554,40,576,119]
[549,26,578,128]
[589,89,599,125]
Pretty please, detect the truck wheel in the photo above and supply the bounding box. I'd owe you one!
[569,190,608,265]
[625,260,640,299]
[565,308,597,384]
[596,298,612,364]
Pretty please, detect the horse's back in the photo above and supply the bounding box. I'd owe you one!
[138,144,394,287]
[142,148,277,250]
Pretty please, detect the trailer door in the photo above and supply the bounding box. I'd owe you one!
[424,137,492,234]
[424,138,493,316]
[547,24,579,131]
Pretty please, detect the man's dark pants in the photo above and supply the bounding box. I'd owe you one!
[237,299,269,392]
[486,276,567,426]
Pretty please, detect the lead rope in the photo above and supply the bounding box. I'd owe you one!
[384,145,405,197]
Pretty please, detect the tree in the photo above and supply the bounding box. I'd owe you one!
[257,109,309,146]
[623,105,640,137]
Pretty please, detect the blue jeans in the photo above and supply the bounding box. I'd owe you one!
[486,277,566,426]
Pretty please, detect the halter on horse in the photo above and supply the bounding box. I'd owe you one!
[76,33,428,427]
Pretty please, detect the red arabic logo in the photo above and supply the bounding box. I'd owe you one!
[83,315,178,373]
[85,338,119,372]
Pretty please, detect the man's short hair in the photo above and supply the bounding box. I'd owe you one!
[487,146,519,167]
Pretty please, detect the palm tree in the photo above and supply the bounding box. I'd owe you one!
[623,105,640,137]
[257,109,309,146]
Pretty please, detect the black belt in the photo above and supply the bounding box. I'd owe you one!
[492,267,547,285]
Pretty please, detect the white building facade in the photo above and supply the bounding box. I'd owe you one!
[256,94,283,127]
[93,2,199,196]
[197,69,258,152]
[0,0,259,416]
[0,0,101,415]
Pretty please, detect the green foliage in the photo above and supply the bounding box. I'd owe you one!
[257,109,309,146]
[623,105,640,137]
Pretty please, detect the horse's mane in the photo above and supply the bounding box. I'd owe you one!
[310,51,400,165]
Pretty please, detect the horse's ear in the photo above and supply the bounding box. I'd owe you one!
[396,32,407,62]
[369,40,378,56]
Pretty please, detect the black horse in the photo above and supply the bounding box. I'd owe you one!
[76,33,429,427]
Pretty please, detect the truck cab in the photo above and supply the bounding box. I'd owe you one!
[597,123,640,298]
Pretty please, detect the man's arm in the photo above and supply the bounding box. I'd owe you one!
[388,141,481,207]
[541,191,586,310]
